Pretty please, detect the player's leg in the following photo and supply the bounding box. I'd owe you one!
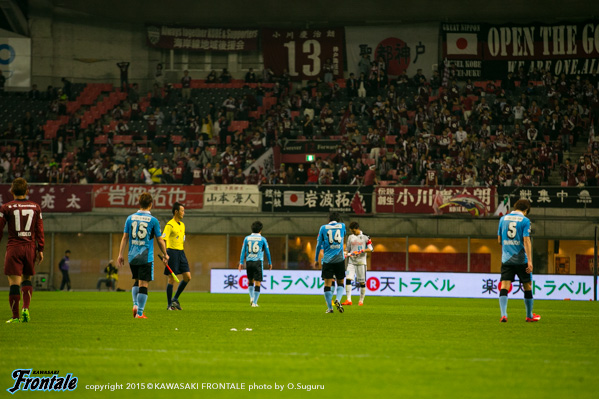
[321,262,335,312]
[130,264,140,317]
[356,265,366,305]
[7,275,22,323]
[499,263,513,322]
[166,275,175,309]
[20,274,33,322]
[165,249,176,309]
[253,281,261,306]
[20,249,36,322]
[136,279,149,318]
[333,262,345,312]
[521,272,540,322]
[343,264,355,305]
[252,264,264,306]
[172,252,191,308]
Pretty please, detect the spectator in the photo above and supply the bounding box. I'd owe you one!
[181,70,192,100]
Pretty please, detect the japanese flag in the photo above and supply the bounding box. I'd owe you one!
[446,33,478,55]
[284,191,305,206]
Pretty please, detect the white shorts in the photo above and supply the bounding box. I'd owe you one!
[346,263,366,283]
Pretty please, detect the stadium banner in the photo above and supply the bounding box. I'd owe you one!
[0,29,31,88]
[262,28,344,81]
[145,25,259,51]
[441,20,599,79]
[281,140,338,154]
[0,184,92,212]
[261,185,373,213]
[345,24,439,79]
[203,184,260,210]
[376,186,496,214]
[93,184,204,209]
[211,269,595,300]
[498,186,599,209]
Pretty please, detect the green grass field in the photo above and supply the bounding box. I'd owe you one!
[1,292,598,399]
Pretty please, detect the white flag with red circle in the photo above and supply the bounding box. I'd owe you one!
[446,33,478,55]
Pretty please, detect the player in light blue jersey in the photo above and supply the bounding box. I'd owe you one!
[313,212,346,314]
[238,221,272,307]
[117,193,168,319]
[497,199,540,323]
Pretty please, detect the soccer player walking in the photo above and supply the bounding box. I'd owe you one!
[238,221,272,307]
[313,212,347,314]
[163,202,191,310]
[1,178,44,323]
[497,199,540,323]
[343,222,373,306]
[117,193,168,319]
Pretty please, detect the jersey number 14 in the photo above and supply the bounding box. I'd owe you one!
[327,229,342,244]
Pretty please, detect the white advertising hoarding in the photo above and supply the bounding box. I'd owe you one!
[211,270,595,301]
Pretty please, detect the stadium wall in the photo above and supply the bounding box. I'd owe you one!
[0,213,595,292]
[29,2,158,91]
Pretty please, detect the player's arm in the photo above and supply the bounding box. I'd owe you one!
[524,236,533,273]
[238,237,248,271]
[264,238,272,270]
[161,223,172,249]
[152,220,169,263]
[156,236,169,264]
[35,209,45,265]
[365,237,374,253]
[313,229,323,268]
[117,232,129,268]
[0,209,6,243]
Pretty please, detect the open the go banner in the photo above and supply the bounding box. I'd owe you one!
[345,24,439,78]
[211,269,595,301]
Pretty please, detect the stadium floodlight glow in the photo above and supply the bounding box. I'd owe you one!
[306,154,315,162]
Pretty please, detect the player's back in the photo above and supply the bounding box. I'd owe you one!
[0,199,44,248]
[317,221,346,263]
[124,210,161,264]
[242,233,269,262]
[498,211,530,264]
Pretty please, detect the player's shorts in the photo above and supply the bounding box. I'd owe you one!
[322,261,346,280]
[246,261,263,282]
[501,263,531,283]
[346,262,366,283]
[164,249,189,275]
[130,262,154,282]
[4,244,36,276]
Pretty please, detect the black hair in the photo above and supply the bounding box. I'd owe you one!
[329,212,342,222]
[172,202,184,215]
[251,221,263,233]
[349,222,359,230]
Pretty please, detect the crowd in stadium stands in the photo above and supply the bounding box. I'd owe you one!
[1,58,599,187]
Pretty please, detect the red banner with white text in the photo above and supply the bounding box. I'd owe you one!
[0,184,93,212]
[93,185,204,209]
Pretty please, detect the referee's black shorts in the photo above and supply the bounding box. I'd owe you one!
[164,248,189,275]
[321,261,346,280]
[501,263,531,283]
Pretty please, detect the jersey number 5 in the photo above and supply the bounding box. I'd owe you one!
[507,222,517,239]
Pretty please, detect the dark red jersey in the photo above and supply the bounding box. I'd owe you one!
[0,199,45,251]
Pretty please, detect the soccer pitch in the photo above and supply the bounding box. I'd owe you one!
[1,292,598,399]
